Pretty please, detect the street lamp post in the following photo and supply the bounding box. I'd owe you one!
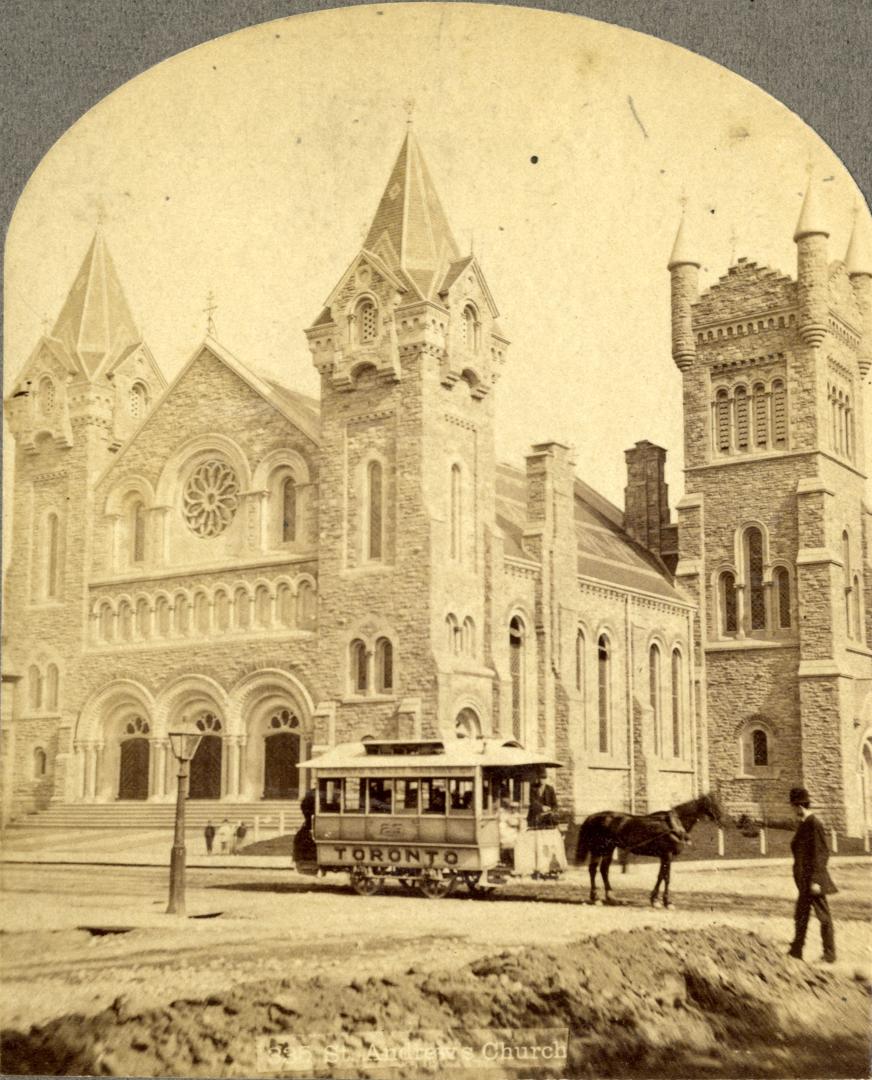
[166,728,202,916]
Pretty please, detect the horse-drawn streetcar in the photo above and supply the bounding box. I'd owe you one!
[295,737,568,897]
[294,737,723,906]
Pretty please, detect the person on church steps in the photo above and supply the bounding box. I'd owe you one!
[204,820,215,855]
[217,818,232,855]
[787,786,837,964]
[234,821,248,854]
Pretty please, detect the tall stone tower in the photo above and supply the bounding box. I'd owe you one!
[4,230,164,808]
[305,130,509,748]
[671,187,872,834]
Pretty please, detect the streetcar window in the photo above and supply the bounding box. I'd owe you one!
[394,778,419,814]
[421,778,447,814]
[449,778,474,814]
[318,778,341,813]
[368,777,392,814]
[343,778,365,813]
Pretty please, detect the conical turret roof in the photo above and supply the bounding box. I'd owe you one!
[793,178,829,241]
[50,229,141,377]
[845,212,872,276]
[667,212,700,270]
[363,130,461,299]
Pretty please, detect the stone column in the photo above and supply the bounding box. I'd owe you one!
[240,490,269,554]
[226,738,240,799]
[93,743,105,801]
[150,506,172,566]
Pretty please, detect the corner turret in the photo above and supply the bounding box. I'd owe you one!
[845,210,872,377]
[668,211,700,371]
[793,179,830,347]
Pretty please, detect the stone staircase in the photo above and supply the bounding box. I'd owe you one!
[9,800,303,831]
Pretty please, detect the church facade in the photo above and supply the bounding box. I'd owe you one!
[4,134,871,834]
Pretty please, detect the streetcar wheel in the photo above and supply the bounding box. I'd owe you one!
[350,868,383,896]
[418,872,456,899]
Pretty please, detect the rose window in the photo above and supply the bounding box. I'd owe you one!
[183,460,240,538]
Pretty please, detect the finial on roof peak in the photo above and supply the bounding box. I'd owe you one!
[403,98,415,129]
[204,290,218,337]
[667,204,700,271]
[793,175,829,242]
[845,206,872,276]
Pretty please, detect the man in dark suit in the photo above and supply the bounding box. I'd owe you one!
[787,786,837,963]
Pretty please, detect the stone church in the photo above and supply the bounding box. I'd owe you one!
[3,132,871,835]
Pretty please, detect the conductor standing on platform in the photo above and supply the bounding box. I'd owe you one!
[787,786,837,964]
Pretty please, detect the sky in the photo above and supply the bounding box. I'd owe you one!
[5,3,870,515]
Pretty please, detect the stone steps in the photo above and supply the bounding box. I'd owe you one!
[10,801,303,830]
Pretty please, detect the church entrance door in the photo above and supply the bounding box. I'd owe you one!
[189,735,222,799]
[118,738,149,799]
[263,732,300,799]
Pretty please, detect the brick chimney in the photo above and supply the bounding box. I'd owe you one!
[623,441,677,572]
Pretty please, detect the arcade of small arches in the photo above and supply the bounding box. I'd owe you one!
[827,381,855,461]
[72,673,314,804]
[90,575,317,646]
[711,374,787,456]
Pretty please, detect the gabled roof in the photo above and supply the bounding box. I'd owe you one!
[438,255,500,318]
[50,229,142,378]
[363,130,461,301]
[494,463,687,604]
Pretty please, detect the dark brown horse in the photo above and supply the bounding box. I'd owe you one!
[575,793,724,907]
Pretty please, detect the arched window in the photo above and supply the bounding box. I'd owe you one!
[745,527,765,631]
[39,376,55,416]
[771,380,786,448]
[853,575,862,645]
[455,708,481,739]
[461,304,478,351]
[234,586,250,630]
[350,639,368,694]
[28,665,42,710]
[843,531,852,636]
[648,644,661,753]
[45,663,59,710]
[671,649,682,757]
[576,629,585,695]
[297,581,316,630]
[276,582,293,627]
[366,460,383,561]
[100,603,114,641]
[33,748,47,778]
[255,585,271,628]
[734,386,749,451]
[720,571,738,635]
[753,383,768,447]
[194,592,210,635]
[450,464,462,561]
[356,298,377,344]
[446,614,459,653]
[375,637,393,693]
[509,616,525,741]
[773,567,791,629]
[597,635,611,753]
[45,513,60,599]
[214,589,231,632]
[752,728,768,766]
[129,382,148,419]
[131,501,146,564]
[281,477,296,543]
[715,389,730,452]
[155,595,171,637]
[462,617,475,656]
[844,395,852,459]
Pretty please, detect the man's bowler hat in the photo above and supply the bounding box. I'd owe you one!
[789,786,811,807]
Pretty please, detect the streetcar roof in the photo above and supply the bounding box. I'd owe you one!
[299,737,562,771]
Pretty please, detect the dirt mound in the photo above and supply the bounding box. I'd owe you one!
[3,927,868,1078]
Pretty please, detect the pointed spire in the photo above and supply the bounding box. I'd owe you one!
[363,130,461,298]
[845,208,872,276]
[793,176,829,242]
[667,209,700,271]
[50,229,141,377]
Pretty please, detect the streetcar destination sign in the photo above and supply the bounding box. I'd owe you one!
[325,845,478,868]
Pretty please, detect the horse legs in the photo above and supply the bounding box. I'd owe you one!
[662,856,674,909]
[650,857,666,906]
[600,848,616,903]
[588,857,599,904]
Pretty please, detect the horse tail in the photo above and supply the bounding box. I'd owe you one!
[575,817,594,864]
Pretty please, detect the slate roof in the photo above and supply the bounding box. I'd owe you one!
[50,229,142,378]
[494,463,686,604]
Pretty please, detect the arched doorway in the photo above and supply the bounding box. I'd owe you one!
[118,717,150,800]
[263,708,301,798]
[189,713,223,799]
